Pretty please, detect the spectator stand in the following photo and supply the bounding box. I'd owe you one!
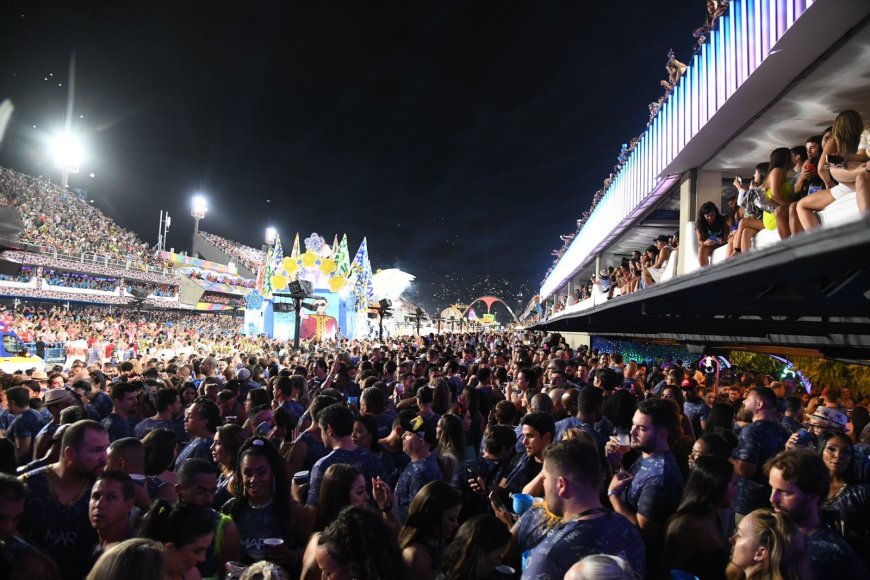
[535,0,870,357]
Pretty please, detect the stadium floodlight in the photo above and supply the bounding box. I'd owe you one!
[50,131,84,173]
[191,195,208,220]
[265,226,277,246]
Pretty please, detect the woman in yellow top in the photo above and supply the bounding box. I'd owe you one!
[736,148,793,254]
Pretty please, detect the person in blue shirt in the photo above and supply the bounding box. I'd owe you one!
[516,440,645,579]
[19,420,109,580]
[101,382,139,442]
[307,404,384,507]
[606,398,684,577]
[393,415,443,522]
[731,386,789,521]
[765,449,869,580]
[4,385,46,463]
[176,397,219,472]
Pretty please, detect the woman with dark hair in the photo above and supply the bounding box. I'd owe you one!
[460,387,484,453]
[221,437,310,567]
[602,389,636,434]
[661,455,735,579]
[696,201,728,267]
[141,428,179,490]
[300,465,369,580]
[432,379,452,416]
[210,423,246,509]
[703,403,736,436]
[435,413,466,482]
[399,481,462,580]
[735,147,795,251]
[351,413,396,482]
[316,505,409,580]
[438,515,511,580]
[688,432,737,470]
[138,500,215,580]
[178,383,197,408]
[818,431,870,562]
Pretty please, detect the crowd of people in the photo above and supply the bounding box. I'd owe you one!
[0,169,166,270]
[695,111,870,267]
[0,323,867,580]
[200,232,264,274]
[186,269,256,289]
[0,267,34,284]
[44,271,119,292]
[0,251,178,286]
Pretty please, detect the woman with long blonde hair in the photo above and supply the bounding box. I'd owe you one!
[729,509,809,580]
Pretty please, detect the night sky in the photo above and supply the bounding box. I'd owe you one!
[0,0,702,318]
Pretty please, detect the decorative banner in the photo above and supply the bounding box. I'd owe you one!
[158,251,234,274]
[291,233,300,258]
[245,290,264,310]
[334,234,351,278]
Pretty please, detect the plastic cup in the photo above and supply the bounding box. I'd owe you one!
[512,493,534,515]
[293,470,310,485]
[263,538,284,548]
[671,570,699,580]
[225,561,246,580]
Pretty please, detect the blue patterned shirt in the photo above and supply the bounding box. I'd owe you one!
[624,451,684,524]
[395,453,443,522]
[732,420,788,515]
[520,509,646,579]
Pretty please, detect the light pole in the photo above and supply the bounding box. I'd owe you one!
[191,195,207,257]
[265,226,277,247]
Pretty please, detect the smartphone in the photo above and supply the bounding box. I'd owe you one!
[489,488,509,512]
[737,175,743,184]
[347,396,359,406]
[826,153,845,166]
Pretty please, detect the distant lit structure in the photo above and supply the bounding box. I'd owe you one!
[265,226,277,246]
[49,131,83,188]
[191,195,208,257]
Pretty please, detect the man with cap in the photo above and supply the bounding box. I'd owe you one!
[641,235,673,287]
[391,414,443,522]
[236,367,258,403]
[31,370,50,391]
[680,378,710,437]
[32,387,75,461]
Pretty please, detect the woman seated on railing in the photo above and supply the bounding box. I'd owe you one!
[695,201,728,266]
[732,148,794,255]
[728,163,768,257]
[795,110,868,232]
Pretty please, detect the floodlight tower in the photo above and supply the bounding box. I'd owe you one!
[191,195,207,257]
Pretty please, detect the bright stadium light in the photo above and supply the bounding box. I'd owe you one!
[265,226,277,246]
[191,195,208,220]
[50,131,84,173]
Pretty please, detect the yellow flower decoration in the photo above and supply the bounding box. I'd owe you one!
[270,274,287,291]
[301,251,318,268]
[328,276,347,292]
[319,258,337,275]
[283,260,300,277]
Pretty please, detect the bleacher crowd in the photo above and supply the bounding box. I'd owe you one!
[0,169,166,270]
[0,321,867,580]
[186,269,256,289]
[200,232,264,274]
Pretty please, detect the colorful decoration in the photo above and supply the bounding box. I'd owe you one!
[245,290,264,310]
[348,237,375,311]
[270,274,287,292]
[334,234,351,278]
[304,233,327,254]
[290,233,300,258]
